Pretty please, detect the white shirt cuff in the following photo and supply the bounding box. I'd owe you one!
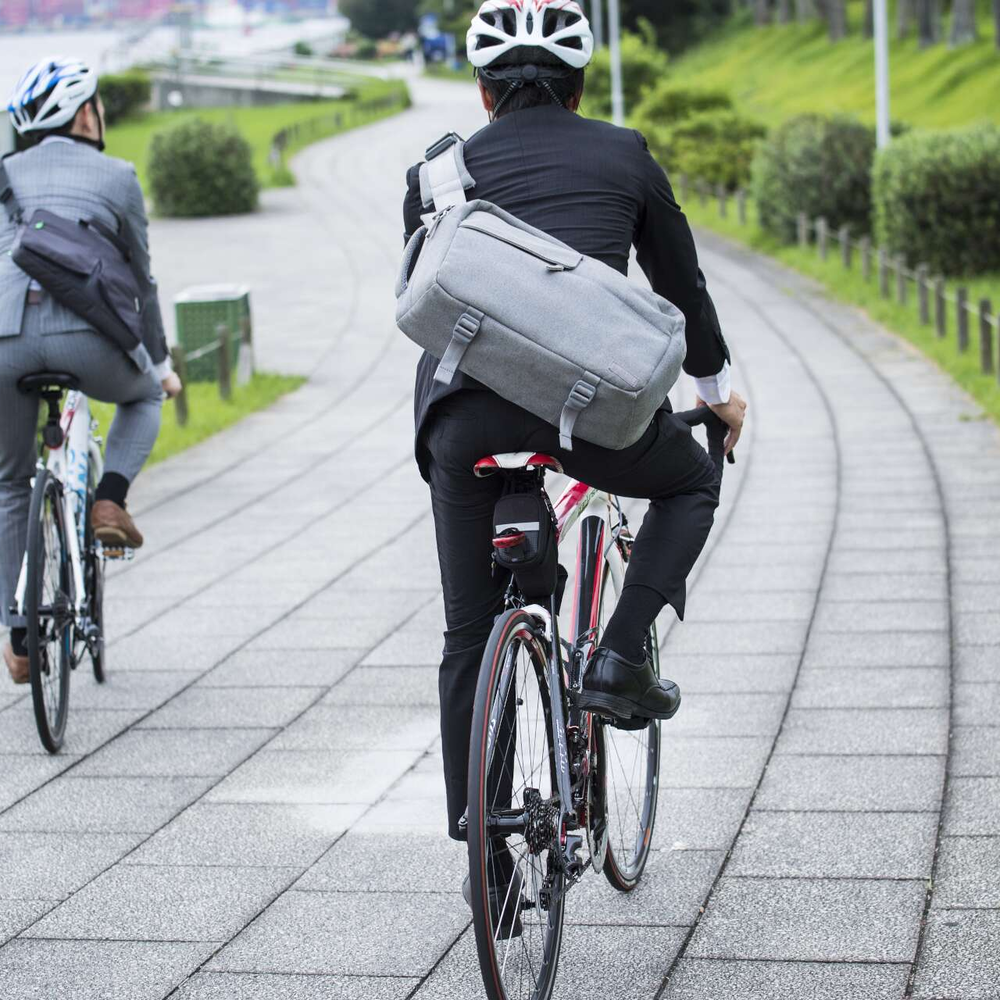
[693,361,732,406]
[153,358,173,381]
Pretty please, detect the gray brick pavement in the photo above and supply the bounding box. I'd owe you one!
[1,74,998,999]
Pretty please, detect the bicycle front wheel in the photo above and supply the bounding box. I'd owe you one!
[26,470,73,753]
[468,608,565,1000]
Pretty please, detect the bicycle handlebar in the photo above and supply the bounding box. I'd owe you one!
[674,405,736,473]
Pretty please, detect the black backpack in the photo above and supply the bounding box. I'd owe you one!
[0,155,145,362]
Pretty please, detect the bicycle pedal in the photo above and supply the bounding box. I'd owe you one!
[98,543,134,562]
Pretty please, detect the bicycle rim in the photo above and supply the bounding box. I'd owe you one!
[26,471,73,753]
[468,609,565,1000]
[597,566,661,891]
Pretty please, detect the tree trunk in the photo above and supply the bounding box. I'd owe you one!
[898,0,914,38]
[863,0,874,39]
[826,0,847,39]
[916,0,941,47]
[950,0,978,44]
[995,0,1000,50]
[755,0,772,25]
[795,0,817,22]
[777,0,793,23]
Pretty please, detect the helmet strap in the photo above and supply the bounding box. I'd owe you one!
[490,80,523,122]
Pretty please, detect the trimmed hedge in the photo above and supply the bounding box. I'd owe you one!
[100,72,151,127]
[657,109,766,192]
[631,82,732,131]
[873,125,1000,277]
[149,119,259,217]
[751,114,876,243]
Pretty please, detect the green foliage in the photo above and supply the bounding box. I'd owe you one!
[622,0,732,54]
[148,119,259,218]
[340,0,418,39]
[752,114,875,243]
[873,125,1000,277]
[293,40,314,57]
[582,25,670,119]
[99,71,151,127]
[354,37,379,60]
[631,82,732,129]
[659,110,767,191]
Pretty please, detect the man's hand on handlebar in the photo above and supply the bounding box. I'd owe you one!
[697,391,747,456]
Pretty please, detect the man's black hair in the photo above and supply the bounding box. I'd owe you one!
[477,46,585,119]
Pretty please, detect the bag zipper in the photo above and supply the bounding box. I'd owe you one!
[461,219,577,271]
[427,205,454,241]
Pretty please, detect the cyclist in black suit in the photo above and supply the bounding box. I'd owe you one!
[404,0,747,842]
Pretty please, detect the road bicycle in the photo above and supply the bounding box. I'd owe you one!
[11,372,113,753]
[467,407,729,1000]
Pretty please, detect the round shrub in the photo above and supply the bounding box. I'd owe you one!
[653,109,766,191]
[873,125,1000,276]
[148,119,259,218]
[583,25,670,119]
[631,82,732,132]
[100,72,151,127]
[751,114,876,243]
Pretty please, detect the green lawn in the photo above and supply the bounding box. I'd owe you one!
[682,193,1000,425]
[669,2,1000,129]
[90,373,304,467]
[425,62,475,83]
[104,79,409,191]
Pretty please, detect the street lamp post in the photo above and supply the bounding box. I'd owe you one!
[607,0,624,126]
[591,0,604,51]
[874,0,891,148]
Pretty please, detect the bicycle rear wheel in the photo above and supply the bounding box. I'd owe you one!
[468,608,565,1000]
[26,470,73,753]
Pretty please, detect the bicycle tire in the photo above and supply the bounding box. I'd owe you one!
[468,608,565,1000]
[573,515,660,892]
[84,461,105,683]
[26,470,73,753]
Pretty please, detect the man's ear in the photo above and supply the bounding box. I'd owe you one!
[567,85,584,113]
[477,78,495,115]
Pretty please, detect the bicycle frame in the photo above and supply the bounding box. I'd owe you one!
[515,475,629,872]
[13,391,101,619]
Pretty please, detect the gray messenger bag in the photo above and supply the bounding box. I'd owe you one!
[0,156,146,366]
[395,133,687,451]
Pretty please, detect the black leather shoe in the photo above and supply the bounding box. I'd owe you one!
[462,842,524,940]
[577,646,681,722]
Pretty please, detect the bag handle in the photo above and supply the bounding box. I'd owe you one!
[0,157,24,225]
[559,373,602,451]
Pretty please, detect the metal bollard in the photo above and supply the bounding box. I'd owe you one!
[737,189,747,225]
[798,212,809,248]
[917,265,930,325]
[981,299,994,375]
[878,248,890,298]
[839,226,851,268]
[170,346,189,427]
[216,324,232,401]
[957,288,969,352]
[717,184,727,218]
[896,256,907,306]
[817,217,828,260]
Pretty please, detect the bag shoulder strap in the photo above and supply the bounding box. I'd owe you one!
[418,132,475,214]
[0,156,24,224]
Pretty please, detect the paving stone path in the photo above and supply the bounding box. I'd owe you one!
[1,77,998,1000]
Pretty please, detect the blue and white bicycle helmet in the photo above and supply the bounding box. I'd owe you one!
[8,56,99,137]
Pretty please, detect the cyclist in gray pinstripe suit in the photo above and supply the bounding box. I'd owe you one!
[1,57,181,684]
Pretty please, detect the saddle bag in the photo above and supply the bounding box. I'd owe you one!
[492,491,559,600]
[395,133,688,452]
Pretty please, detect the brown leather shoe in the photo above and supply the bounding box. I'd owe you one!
[3,642,29,685]
[91,499,144,549]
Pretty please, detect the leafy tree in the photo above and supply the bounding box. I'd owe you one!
[620,0,731,54]
[339,0,419,40]
[916,0,941,47]
[950,0,978,44]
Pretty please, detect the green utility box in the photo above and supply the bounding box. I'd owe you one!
[174,285,252,383]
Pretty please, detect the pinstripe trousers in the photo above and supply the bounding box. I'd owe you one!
[0,307,162,628]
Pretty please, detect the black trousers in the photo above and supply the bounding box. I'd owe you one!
[423,390,720,840]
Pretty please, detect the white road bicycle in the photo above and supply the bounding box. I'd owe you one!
[12,373,111,753]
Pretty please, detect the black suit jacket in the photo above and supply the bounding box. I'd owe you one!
[404,104,730,472]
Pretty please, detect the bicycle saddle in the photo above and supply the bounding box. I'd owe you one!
[474,453,564,477]
[17,372,81,395]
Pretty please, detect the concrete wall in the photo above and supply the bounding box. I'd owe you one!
[150,75,344,112]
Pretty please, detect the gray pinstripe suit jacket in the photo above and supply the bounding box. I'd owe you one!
[0,137,168,368]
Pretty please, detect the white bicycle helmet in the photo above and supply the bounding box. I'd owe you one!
[468,0,594,71]
[8,56,98,137]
